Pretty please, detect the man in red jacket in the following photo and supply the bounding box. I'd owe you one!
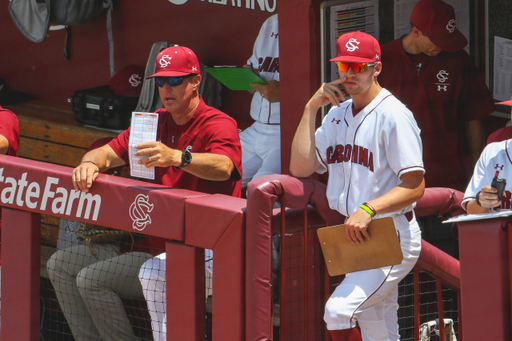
[379,0,495,191]
[47,46,242,341]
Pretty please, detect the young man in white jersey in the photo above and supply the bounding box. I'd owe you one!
[463,96,512,214]
[290,31,425,341]
[240,13,280,190]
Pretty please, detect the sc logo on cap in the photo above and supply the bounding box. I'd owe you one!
[446,19,456,33]
[159,55,172,69]
[345,38,360,52]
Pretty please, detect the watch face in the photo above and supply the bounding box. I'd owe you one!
[183,150,192,163]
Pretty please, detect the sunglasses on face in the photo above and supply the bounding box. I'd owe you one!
[155,75,192,88]
[337,61,377,73]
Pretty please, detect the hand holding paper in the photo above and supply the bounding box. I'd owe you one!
[129,112,158,179]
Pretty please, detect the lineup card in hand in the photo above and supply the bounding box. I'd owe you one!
[129,112,159,180]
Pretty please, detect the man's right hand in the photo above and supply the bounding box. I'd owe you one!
[477,185,501,208]
[307,79,346,110]
[72,161,100,193]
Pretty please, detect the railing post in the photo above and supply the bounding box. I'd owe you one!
[303,208,309,340]
[508,223,512,332]
[280,205,286,341]
[166,241,205,341]
[2,208,40,341]
[458,218,511,340]
[414,268,420,341]
[436,280,445,341]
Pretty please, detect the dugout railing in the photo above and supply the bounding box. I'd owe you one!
[0,155,246,341]
[245,174,466,341]
[2,156,511,341]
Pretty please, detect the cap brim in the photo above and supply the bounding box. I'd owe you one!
[429,28,468,52]
[146,70,197,78]
[497,100,512,107]
[330,56,378,63]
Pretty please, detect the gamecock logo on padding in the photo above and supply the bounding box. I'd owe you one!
[129,194,154,231]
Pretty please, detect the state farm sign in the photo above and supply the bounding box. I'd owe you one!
[0,168,101,221]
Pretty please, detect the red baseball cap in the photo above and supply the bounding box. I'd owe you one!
[497,95,512,107]
[330,31,380,63]
[146,45,200,78]
[109,64,144,97]
[411,0,467,52]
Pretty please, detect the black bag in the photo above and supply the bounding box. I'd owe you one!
[70,86,138,130]
[9,0,115,74]
[9,0,112,43]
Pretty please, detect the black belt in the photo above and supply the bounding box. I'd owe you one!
[405,211,414,222]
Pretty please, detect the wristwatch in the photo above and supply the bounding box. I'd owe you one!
[177,150,192,169]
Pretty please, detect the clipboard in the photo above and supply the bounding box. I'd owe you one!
[204,66,267,91]
[317,217,403,276]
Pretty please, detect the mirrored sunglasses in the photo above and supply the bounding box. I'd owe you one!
[337,61,377,73]
[155,75,191,88]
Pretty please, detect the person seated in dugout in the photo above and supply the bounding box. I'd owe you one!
[487,95,512,144]
[463,96,512,215]
[0,105,20,337]
[56,138,128,250]
[47,45,242,341]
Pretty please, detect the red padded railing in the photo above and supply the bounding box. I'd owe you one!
[0,155,246,341]
[246,174,465,341]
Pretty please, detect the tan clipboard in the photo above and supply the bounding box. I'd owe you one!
[317,217,403,276]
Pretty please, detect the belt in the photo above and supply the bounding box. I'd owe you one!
[405,211,414,222]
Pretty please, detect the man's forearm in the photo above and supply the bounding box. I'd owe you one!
[183,153,235,181]
[367,171,425,215]
[290,104,321,178]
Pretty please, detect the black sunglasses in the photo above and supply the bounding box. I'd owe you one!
[155,74,193,88]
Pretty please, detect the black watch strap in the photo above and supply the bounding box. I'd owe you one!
[475,191,482,207]
[177,150,192,169]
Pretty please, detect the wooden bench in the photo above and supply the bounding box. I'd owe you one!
[4,100,118,167]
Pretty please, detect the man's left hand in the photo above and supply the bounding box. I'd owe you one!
[250,80,280,103]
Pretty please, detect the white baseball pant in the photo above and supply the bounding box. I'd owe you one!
[239,121,281,187]
[139,250,213,341]
[324,215,421,341]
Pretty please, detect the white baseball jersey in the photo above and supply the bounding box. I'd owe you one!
[462,139,512,211]
[315,88,424,218]
[247,14,280,124]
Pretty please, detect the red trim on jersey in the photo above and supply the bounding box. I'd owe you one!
[352,106,363,117]
[316,147,328,169]
[506,140,512,166]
